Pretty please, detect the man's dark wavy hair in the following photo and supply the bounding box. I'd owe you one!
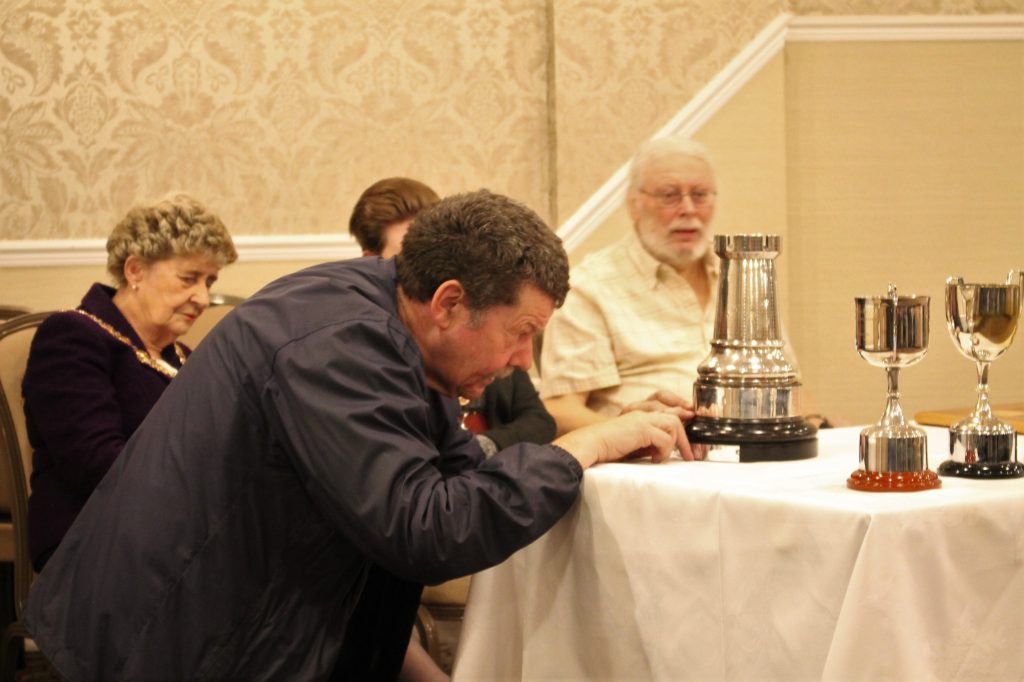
[396,189,569,311]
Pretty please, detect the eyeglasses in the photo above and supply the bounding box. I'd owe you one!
[639,187,717,209]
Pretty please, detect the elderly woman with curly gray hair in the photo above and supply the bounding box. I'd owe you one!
[23,194,237,573]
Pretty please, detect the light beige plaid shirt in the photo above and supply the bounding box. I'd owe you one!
[540,229,719,415]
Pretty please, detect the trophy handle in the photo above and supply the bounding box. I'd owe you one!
[1011,269,1024,313]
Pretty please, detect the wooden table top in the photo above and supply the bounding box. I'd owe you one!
[914,403,1024,434]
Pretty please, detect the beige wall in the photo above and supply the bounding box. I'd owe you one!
[785,40,1024,425]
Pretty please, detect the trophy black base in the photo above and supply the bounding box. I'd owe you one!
[937,459,1024,479]
[686,417,818,462]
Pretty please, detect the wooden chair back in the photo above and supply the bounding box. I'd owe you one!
[0,312,51,617]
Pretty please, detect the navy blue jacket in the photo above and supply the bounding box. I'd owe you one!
[24,258,582,681]
[22,283,187,569]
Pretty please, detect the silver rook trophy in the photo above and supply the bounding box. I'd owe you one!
[686,234,817,462]
[939,271,1023,479]
[849,285,940,492]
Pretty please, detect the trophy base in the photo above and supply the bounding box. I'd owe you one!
[859,426,928,473]
[847,468,941,492]
[686,417,818,462]
[937,459,1024,479]
[949,426,1017,466]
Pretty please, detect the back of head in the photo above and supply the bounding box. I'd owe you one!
[628,136,716,190]
[349,177,440,255]
[106,194,238,286]
[396,189,569,310]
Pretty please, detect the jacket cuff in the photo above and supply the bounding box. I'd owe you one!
[548,444,584,482]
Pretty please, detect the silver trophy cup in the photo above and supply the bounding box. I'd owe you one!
[939,271,1023,479]
[849,285,939,492]
[686,234,817,462]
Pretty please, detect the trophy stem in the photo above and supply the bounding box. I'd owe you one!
[973,360,994,421]
[880,366,907,427]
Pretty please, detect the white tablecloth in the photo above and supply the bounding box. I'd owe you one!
[453,427,1024,681]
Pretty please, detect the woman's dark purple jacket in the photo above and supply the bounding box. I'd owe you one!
[22,283,188,570]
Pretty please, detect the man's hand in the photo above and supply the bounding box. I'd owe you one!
[554,409,694,470]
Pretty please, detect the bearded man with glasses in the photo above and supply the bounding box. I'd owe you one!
[540,135,720,433]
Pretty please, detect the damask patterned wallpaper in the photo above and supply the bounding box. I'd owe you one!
[0,0,1020,242]
[0,0,549,239]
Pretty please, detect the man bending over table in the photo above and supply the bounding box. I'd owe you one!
[23,189,693,681]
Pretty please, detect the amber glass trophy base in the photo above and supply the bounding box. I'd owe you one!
[937,459,1024,479]
[847,468,941,492]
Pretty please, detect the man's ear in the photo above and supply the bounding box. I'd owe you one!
[429,280,466,330]
[626,188,642,223]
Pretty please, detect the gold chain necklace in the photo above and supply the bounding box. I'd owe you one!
[70,309,186,379]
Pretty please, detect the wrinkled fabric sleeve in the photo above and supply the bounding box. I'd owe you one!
[23,314,134,494]
[540,283,622,399]
[263,318,583,585]
[482,369,556,450]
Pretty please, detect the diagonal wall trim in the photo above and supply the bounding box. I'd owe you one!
[557,13,790,253]
[3,13,1022,268]
[0,235,362,267]
[557,11,1024,253]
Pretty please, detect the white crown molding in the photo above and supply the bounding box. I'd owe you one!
[0,235,362,268]
[4,13,1022,267]
[787,14,1024,42]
